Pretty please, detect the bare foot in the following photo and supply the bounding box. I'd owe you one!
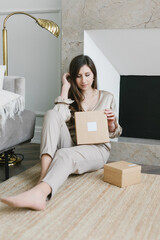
[0,182,51,211]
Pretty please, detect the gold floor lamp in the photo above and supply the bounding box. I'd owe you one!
[0,12,60,167]
[3,11,60,76]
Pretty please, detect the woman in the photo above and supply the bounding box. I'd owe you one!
[0,55,122,210]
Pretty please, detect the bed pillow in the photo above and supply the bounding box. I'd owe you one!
[0,65,6,90]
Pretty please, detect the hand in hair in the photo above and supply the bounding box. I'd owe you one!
[61,73,71,99]
[62,73,71,89]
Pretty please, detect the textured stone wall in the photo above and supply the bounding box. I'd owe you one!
[62,0,160,72]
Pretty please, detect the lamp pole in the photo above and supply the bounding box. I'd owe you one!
[2,27,8,76]
[2,11,60,76]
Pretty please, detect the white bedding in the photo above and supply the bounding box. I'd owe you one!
[0,90,24,134]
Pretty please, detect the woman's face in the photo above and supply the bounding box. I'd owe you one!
[75,65,94,92]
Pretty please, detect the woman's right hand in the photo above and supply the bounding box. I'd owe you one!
[62,73,71,89]
[61,73,71,99]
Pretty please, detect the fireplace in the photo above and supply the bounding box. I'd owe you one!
[84,29,160,141]
[119,75,160,140]
[62,1,160,166]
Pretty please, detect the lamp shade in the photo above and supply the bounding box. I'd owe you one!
[36,19,59,37]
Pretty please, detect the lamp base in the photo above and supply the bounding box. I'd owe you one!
[0,149,24,166]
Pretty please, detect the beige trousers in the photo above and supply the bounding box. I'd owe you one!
[40,110,110,197]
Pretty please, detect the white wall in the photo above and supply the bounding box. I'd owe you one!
[84,31,120,117]
[0,0,61,143]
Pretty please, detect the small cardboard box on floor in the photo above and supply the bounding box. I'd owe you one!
[104,161,141,187]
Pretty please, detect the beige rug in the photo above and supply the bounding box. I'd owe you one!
[0,163,160,240]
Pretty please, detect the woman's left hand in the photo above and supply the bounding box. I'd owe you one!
[104,108,116,132]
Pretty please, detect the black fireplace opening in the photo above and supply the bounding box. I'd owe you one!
[119,75,160,140]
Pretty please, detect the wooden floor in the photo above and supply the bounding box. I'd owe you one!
[0,143,160,182]
[0,143,40,182]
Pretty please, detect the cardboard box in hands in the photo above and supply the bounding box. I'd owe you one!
[75,111,109,145]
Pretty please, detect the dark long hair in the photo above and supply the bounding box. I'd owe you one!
[68,55,97,112]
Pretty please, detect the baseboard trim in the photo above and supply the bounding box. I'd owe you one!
[32,126,42,144]
[36,111,45,118]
